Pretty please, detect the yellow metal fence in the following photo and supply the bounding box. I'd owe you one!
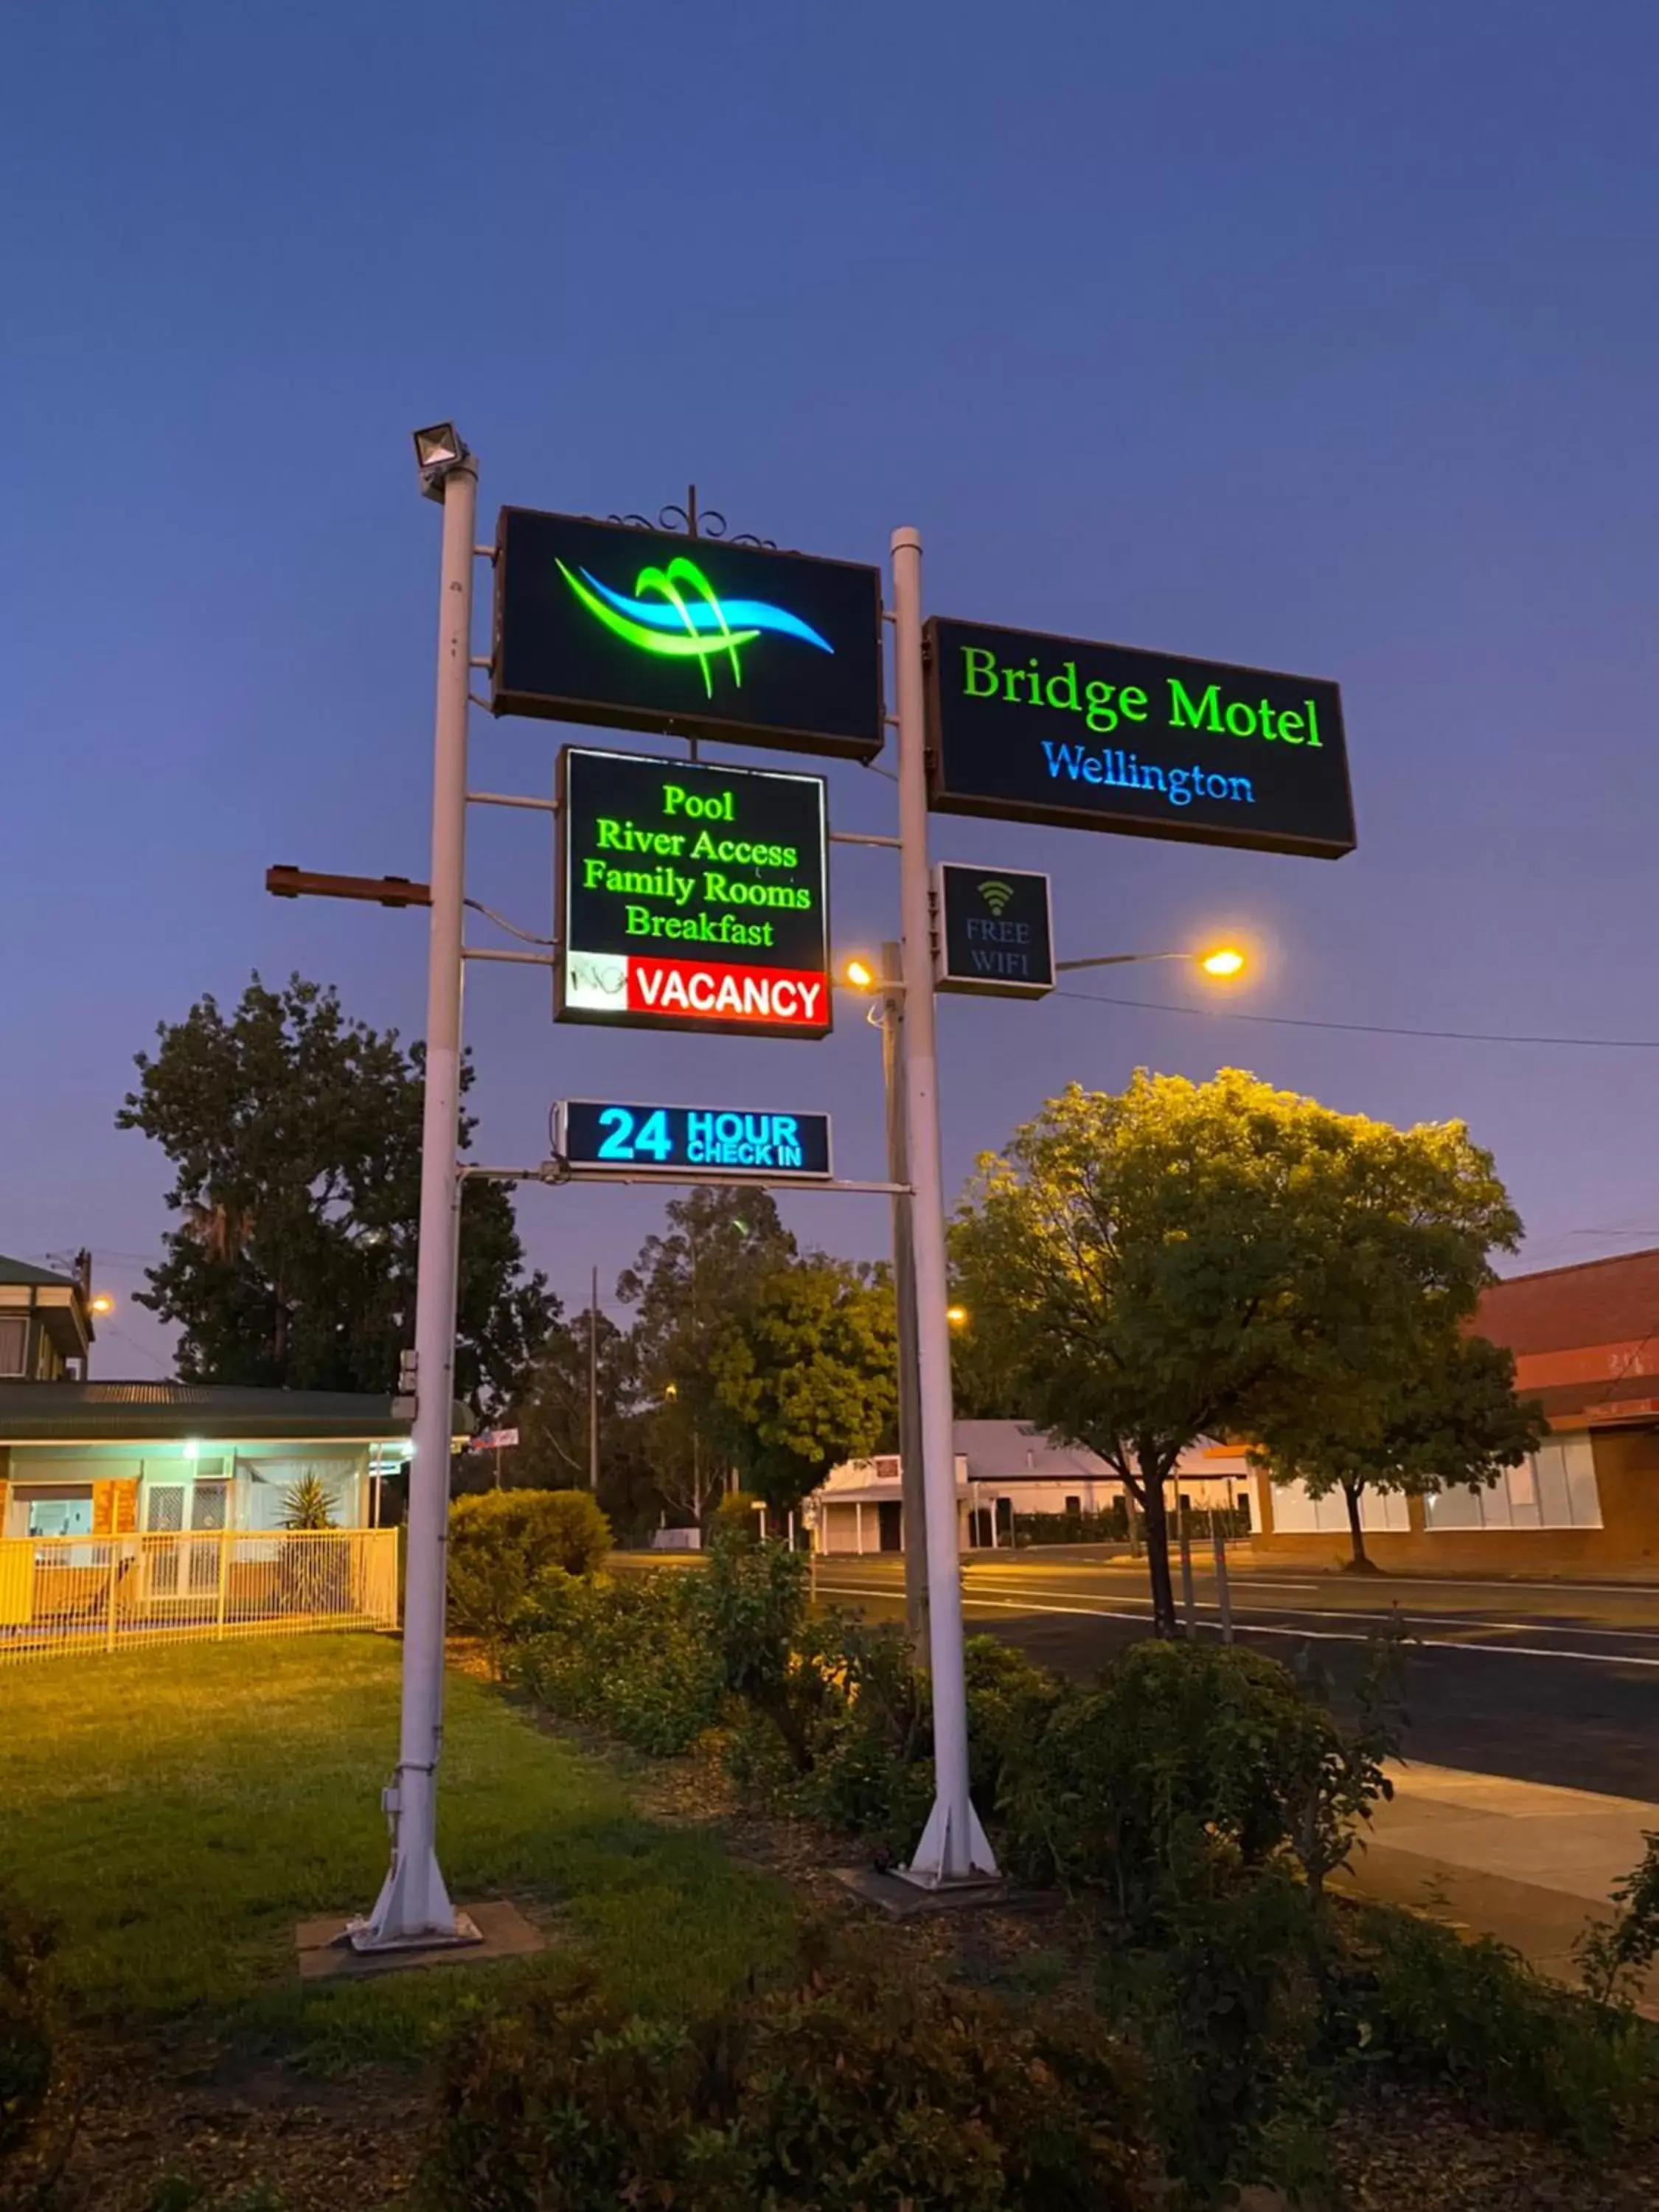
[0,1528,399,1666]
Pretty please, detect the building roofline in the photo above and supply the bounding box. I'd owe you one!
[1493,1247,1659,1290]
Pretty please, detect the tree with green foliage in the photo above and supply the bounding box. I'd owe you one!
[617,1188,796,1524]
[952,1070,1524,1635]
[116,974,553,1414]
[947,1291,1027,1419]
[485,1300,669,1542]
[1256,1328,1543,1571]
[707,1257,898,1514]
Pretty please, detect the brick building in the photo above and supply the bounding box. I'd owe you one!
[1255,1248,1659,1576]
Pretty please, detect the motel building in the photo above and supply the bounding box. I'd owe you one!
[1253,1248,1659,1576]
[0,1253,413,1652]
[811,1419,1252,1554]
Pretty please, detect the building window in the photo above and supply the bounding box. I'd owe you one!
[1424,1439,1601,1531]
[15,1487,94,1540]
[1064,1495,1082,1516]
[1270,1481,1411,1535]
[0,1316,26,1376]
[872,1455,901,1482]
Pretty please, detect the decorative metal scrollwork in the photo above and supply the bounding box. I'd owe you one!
[605,485,775,549]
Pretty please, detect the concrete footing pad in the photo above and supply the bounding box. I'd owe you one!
[296,1899,546,1980]
[832,1867,1062,1920]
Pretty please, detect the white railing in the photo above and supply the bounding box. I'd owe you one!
[0,1528,400,1666]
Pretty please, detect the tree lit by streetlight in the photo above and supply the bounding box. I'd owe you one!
[1198,947,1245,978]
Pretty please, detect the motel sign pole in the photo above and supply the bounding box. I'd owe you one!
[891,527,998,1887]
[352,433,479,1949]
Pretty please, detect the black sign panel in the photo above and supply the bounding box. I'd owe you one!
[557,1099,832,1179]
[557,747,831,1037]
[493,507,885,762]
[934,864,1054,998]
[925,616,1354,859]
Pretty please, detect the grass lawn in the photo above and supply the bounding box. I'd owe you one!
[0,1632,795,2071]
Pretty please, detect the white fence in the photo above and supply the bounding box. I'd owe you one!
[0,1528,399,1666]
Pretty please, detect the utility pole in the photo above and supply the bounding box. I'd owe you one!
[352,427,479,1951]
[880,939,928,1658]
[588,1264,599,1492]
[891,526,997,1888]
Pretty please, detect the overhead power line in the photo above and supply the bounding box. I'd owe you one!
[1051,987,1659,1053]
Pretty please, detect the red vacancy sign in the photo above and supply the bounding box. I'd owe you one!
[626,957,828,1030]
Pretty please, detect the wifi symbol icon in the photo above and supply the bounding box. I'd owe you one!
[978,879,1015,917]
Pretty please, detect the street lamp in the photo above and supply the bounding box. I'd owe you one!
[90,1293,114,1316]
[946,1305,968,1327]
[1056,942,1248,978]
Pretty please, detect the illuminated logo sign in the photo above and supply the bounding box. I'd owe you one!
[556,1099,832,1180]
[556,747,832,1039]
[555,554,832,698]
[925,616,1355,860]
[493,508,885,762]
[933,864,1054,999]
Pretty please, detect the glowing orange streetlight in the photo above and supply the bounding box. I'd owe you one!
[1198,946,1245,978]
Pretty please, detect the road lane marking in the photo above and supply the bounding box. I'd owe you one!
[812,1585,1659,1667]
[831,1560,1659,1606]
[950,1577,1659,1646]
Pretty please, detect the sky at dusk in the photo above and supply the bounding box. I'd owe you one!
[7,1,1659,1375]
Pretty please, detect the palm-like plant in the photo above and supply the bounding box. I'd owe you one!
[280,1472,337,1529]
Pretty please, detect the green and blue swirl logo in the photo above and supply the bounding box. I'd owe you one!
[557,555,833,698]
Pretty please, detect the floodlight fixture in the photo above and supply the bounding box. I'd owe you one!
[412,421,470,501]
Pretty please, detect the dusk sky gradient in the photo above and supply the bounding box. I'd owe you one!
[7,1,1659,1374]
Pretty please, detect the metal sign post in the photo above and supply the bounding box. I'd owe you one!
[352,435,479,1952]
[891,526,997,1888]
[880,940,929,1660]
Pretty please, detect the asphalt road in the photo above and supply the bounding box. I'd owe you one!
[810,1552,1659,1801]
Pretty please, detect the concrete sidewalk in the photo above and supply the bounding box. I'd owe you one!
[1337,1761,1659,1997]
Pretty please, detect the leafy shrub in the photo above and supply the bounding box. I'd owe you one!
[1014,1506,1128,1545]
[0,1891,57,2164]
[507,1571,723,1756]
[1102,1863,1332,2199]
[421,1956,1148,2212]
[712,1489,765,1545]
[696,1533,809,1714]
[448,1489,611,1646]
[694,1539,934,1842]
[786,1613,933,1845]
[1579,1827,1659,2014]
[996,1638,1390,1930]
[1349,1902,1658,2152]
[964,1635,1065,1809]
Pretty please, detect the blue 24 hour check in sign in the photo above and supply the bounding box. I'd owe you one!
[554,1100,833,1180]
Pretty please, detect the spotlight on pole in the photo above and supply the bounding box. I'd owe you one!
[412,421,470,501]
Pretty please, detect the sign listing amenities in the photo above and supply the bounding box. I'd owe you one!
[556,1099,832,1179]
[925,616,1354,860]
[556,747,832,1037]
